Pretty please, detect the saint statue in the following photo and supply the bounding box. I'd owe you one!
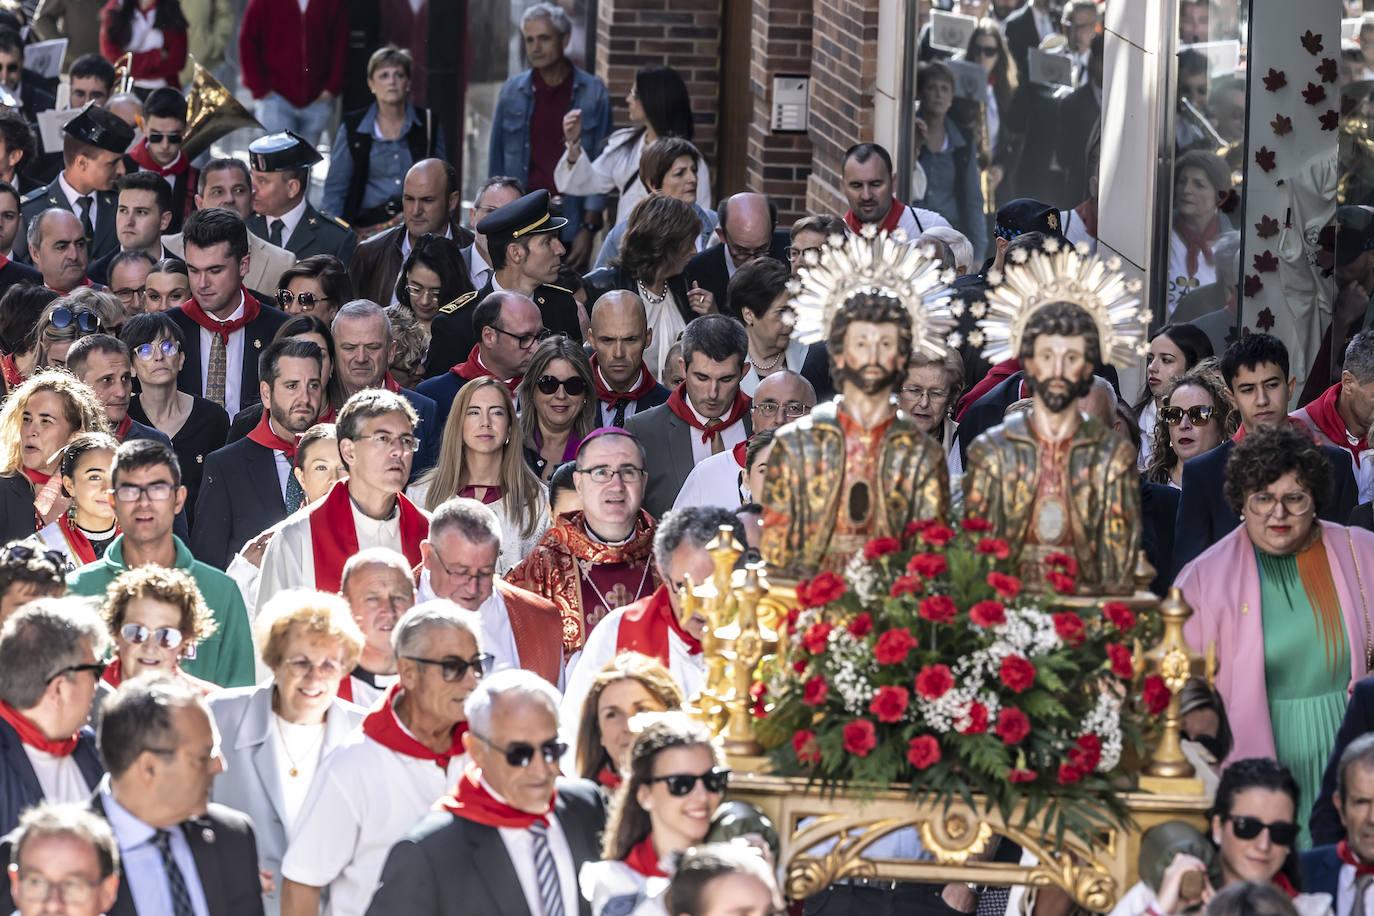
[964,245,1148,593]
[760,230,953,581]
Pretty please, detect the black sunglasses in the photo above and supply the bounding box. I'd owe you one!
[971,45,1000,58]
[474,731,568,768]
[277,290,327,308]
[535,374,586,397]
[650,767,731,796]
[48,662,104,682]
[403,653,495,682]
[147,132,183,145]
[49,307,101,332]
[1161,405,1215,426]
[1,544,66,567]
[1225,815,1298,847]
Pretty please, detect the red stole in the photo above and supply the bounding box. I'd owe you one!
[361,682,468,769]
[955,358,1021,421]
[246,410,299,460]
[114,415,133,442]
[1339,839,1374,876]
[1306,383,1366,465]
[57,516,104,566]
[592,355,658,407]
[664,383,751,446]
[844,198,905,235]
[450,346,520,392]
[1173,213,1221,277]
[129,140,190,177]
[0,698,78,756]
[623,835,668,878]
[308,480,428,593]
[182,289,260,345]
[46,277,93,295]
[1,351,23,387]
[435,766,555,827]
[616,585,701,666]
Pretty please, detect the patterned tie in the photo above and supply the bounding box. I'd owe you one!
[285,469,305,512]
[269,218,285,248]
[150,829,196,916]
[611,400,628,427]
[76,196,94,240]
[205,331,227,407]
[528,821,565,916]
[708,421,724,455]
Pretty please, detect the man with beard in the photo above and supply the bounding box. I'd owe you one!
[760,292,950,580]
[963,301,1140,593]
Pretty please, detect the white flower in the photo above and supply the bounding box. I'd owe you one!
[1082,692,1124,771]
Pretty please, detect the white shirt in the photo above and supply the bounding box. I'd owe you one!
[1031,4,1054,39]
[643,292,686,382]
[58,171,98,236]
[1166,227,1219,318]
[1137,399,1157,470]
[672,448,745,512]
[100,783,211,916]
[22,744,93,804]
[685,397,748,466]
[279,719,468,916]
[196,290,247,417]
[468,243,494,293]
[270,716,327,836]
[273,448,292,500]
[597,365,649,424]
[269,196,310,249]
[1338,862,1374,916]
[487,778,579,916]
[554,128,714,229]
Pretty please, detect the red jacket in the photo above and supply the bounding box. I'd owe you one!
[98,0,186,87]
[238,0,348,108]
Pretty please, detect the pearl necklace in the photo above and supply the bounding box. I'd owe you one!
[750,346,785,372]
[636,279,667,306]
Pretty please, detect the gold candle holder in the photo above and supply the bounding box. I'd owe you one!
[1137,587,1213,792]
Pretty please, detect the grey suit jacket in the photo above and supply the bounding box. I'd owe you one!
[208,685,365,916]
[624,402,753,520]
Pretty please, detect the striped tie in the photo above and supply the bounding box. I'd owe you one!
[150,829,196,916]
[529,821,565,916]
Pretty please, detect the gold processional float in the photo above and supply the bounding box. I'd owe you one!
[672,229,1218,912]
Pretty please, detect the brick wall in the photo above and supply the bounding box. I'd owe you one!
[744,0,814,221]
[804,0,881,218]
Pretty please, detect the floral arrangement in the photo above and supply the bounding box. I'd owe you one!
[753,518,1168,846]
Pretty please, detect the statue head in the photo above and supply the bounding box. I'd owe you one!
[827,292,914,397]
[1018,301,1100,414]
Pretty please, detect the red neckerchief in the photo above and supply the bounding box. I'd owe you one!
[458,484,503,505]
[1339,840,1374,876]
[591,355,658,408]
[1306,383,1366,465]
[129,139,189,177]
[1173,213,1221,277]
[1074,197,1098,239]
[844,198,905,235]
[382,372,402,393]
[623,835,668,878]
[246,409,299,460]
[597,767,622,790]
[436,765,555,827]
[317,404,337,424]
[665,382,750,445]
[732,439,748,469]
[337,674,354,703]
[362,682,468,769]
[114,415,133,441]
[616,584,701,665]
[450,346,520,392]
[1,352,23,387]
[955,358,1021,420]
[308,479,428,593]
[1272,872,1299,900]
[181,289,260,346]
[45,277,93,295]
[22,467,51,487]
[58,515,106,566]
[100,658,215,694]
[0,698,78,756]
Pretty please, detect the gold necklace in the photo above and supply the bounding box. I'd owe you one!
[274,713,325,778]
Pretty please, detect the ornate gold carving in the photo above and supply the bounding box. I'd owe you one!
[1141,588,1208,780]
[919,811,994,863]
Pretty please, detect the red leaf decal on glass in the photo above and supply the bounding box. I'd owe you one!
[1301,30,1323,55]
[1320,109,1340,131]
[1243,275,1264,298]
[1318,57,1338,83]
[1255,146,1277,173]
[1262,68,1287,92]
[1253,250,1279,273]
[1255,215,1280,239]
[1302,82,1327,105]
[1270,114,1292,136]
[1256,307,1276,332]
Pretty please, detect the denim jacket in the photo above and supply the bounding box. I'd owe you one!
[489,65,611,239]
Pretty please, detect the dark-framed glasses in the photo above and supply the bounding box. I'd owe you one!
[403,653,495,682]
[1160,405,1214,426]
[47,662,104,682]
[133,340,180,361]
[112,483,175,503]
[491,325,552,350]
[1224,814,1298,847]
[473,730,568,768]
[428,549,494,586]
[535,374,586,396]
[649,767,731,796]
[113,285,147,303]
[49,307,101,332]
[785,245,821,263]
[120,623,185,650]
[277,290,328,310]
[971,44,1001,58]
[752,400,810,419]
[10,868,104,905]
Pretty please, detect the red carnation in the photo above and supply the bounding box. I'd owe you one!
[874,627,919,665]
[847,612,874,638]
[1106,642,1134,679]
[792,658,808,674]
[969,600,1006,627]
[1053,612,1086,648]
[781,606,800,634]
[987,571,1022,599]
[890,574,925,597]
[1046,553,1078,577]
[864,537,901,560]
[1143,675,1171,715]
[793,729,821,764]
[1069,734,1102,772]
[869,685,911,723]
[750,681,768,718]
[959,701,989,735]
[961,517,994,532]
[1057,762,1086,785]
[907,553,948,577]
[999,655,1036,692]
[904,519,936,539]
[803,675,830,706]
[915,663,955,699]
[1007,767,1038,783]
[1103,601,1137,633]
[801,622,834,654]
[843,719,877,756]
[1047,571,1076,595]
[994,707,1031,745]
[907,734,942,769]
[797,570,846,608]
[975,538,1011,560]
[919,595,958,623]
[920,524,957,547]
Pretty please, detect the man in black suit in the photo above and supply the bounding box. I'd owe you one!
[86,171,174,287]
[245,131,357,265]
[90,676,265,916]
[588,290,670,427]
[168,207,290,419]
[1002,0,1056,85]
[193,338,324,570]
[1303,732,1374,896]
[366,669,605,916]
[683,192,789,310]
[1173,334,1359,579]
[0,30,56,124]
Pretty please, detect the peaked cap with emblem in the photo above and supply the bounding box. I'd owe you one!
[249,130,324,172]
[476,190,568,249]
[64,101,135,154]
[994,197,1067,244]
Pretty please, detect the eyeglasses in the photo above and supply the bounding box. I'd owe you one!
[1161,405,1215,426]
[147,132,183,145]
[49,307,101,332]
[282,657,344,679]
[473,730,568,768]
[11,869,104,905]
[752,400,810,419]
[724,235,773,261]
[0,544,66,566]
[649,767,731,796]
[900,386,949,404]
[113,482,175,502]
[133,340,180,361]
[113,285,147,303]
[429,549,495,585]
[490,325,551,350]
[277,290,328,310]
[120,623,185,650]
[535,374,587,397]
[971,44,1001,58]
[1245,491,1314,518]
[628,87,640,100]
[785,246,822,263]
[575,464,646,484]
[405,283,442,304]
[46,661,104,682]
[1224,814,1298,847]
[352,432,421,454]
[404,653,495,682]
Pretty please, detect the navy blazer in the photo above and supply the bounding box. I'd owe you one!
[1301,845,1343,899]
[167,299,291,414]
[192,436,288,570]
[1141,480,1179,596]
[0,715,104,836]
[1311,676,1374,846]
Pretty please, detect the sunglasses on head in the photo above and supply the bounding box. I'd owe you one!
[1161,405,1214,426]
[1225,814,1297,847]
[0,544,65,567]
[475,731,569,768]
[650,767,731,796]
[535,375,586,397]
[49,307,101,332]
[120,623,185,650]
[148,132,183,145]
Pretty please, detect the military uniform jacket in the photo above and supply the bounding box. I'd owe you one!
[17,175,118,262]
[422,279,582,378]
[247,202,357,265]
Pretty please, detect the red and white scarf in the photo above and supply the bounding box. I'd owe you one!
[57,515,107,566]
[844,198,906,235]
[361,682,468,769]
[307,479,428,593]
[664,382,750,446]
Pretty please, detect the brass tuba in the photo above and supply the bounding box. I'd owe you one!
[182,57,264,160]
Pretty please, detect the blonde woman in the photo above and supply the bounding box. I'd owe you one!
[34,289,124,370]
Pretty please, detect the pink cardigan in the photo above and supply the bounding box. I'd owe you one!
[1177,520,1374,763]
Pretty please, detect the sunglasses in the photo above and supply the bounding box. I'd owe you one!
[49,307,101,332]
[1225,815,1297,847]
[535,374,586,397]
[971,45,1000,58]
[134,340,180,361]
[1160,405,1214,426]
[120,623,185,650]
[277,290,327,309]
[148,132,183,145]
[650,767,731,796]
[474,731,569,768]
[402,653,495,682]
[0,544,65,567]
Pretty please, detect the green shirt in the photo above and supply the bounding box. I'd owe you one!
[67,535,256,688]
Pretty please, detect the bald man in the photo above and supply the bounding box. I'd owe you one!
[348,158,477,307]
[684,192,790,309]
[587,290,671,426]
[750,369,817,433]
